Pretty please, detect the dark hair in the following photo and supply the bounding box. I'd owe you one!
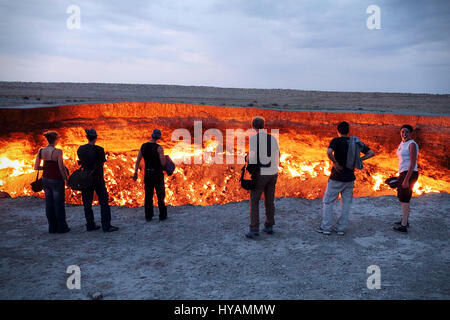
[337,121,350,135]
[43,131,58,144]
[252,116,265,129]
[401,124,413,133]
[85,128,97,141]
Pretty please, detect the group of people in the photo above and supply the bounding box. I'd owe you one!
[34,117,419,237]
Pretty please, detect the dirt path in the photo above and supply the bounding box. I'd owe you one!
[0,193,448,300]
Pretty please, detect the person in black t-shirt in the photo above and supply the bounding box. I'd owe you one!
[77,129,119,233]
[316,122,375,236]
[133,129,167,221]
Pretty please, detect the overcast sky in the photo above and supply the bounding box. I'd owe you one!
[0,0,449,93]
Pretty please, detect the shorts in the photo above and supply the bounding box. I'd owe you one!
[397,171,419,203]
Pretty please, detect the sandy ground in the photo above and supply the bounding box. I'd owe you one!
[1,82,449,115]
[0,193,448,300]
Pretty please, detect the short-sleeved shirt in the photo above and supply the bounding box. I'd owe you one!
[249,132,280,168]
[328,137,370,182]
[77,144,106,182]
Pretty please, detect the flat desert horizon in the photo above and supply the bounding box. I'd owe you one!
[1,81,449,115]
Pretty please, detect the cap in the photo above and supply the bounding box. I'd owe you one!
[384,177,399,189]
[152,129,162,139]
[85,128,97,137]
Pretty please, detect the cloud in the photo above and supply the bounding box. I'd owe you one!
[0,0,449,93]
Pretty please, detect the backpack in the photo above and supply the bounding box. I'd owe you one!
[67,168,94,190]
[163,155,176,176]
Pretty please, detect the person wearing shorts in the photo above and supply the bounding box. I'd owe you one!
[393,124,419,233]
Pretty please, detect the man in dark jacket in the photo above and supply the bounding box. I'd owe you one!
[77,129,119,232]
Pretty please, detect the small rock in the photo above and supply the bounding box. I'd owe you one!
[91,292,103,300]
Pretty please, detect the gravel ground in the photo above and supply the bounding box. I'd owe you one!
[0,193,448,300]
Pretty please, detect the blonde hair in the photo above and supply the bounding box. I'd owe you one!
[252,116,265,129]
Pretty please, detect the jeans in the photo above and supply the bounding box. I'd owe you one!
[321,179,355,232]
[42,178,69,233]
[81,182,112,231]
[144,170,167,220]
[249,173,278,232]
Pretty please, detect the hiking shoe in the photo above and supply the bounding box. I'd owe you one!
[315,226,331,235]
[87,224,101,232]
[263,226,274,235]
[392,225,408,233]
[103,226,119,233]
[245,231,260,239]
[394,221,409,228]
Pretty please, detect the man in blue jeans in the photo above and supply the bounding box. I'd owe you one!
[316,122,375,236]
[77,129,119,233]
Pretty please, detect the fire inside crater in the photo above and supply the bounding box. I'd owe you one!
[0,102,448,206]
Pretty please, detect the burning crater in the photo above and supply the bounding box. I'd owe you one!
[0,102,449,207]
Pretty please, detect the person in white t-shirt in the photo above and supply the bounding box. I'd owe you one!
[393,124,419,233]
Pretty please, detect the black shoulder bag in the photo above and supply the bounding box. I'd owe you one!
[31,149,43,192]
[240,134,261,190]
[68,167,94,191]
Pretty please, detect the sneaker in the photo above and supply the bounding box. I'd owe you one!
[245,231,260,239]
[103,226,119,233]
[394,221,409,228]
[315,226,331,235]
[263,226,274,235]
[87,224,101,232]
[392,225,408,233]
[335,230,345,236]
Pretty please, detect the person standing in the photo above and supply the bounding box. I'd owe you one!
[133,129,167,222]
[316,121,375,236]
[34,131,70,234]
[392,124,419,233]
[245,116,280,239]
[77,129,119,232]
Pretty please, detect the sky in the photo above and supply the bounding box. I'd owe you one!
[0,0,449,94]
